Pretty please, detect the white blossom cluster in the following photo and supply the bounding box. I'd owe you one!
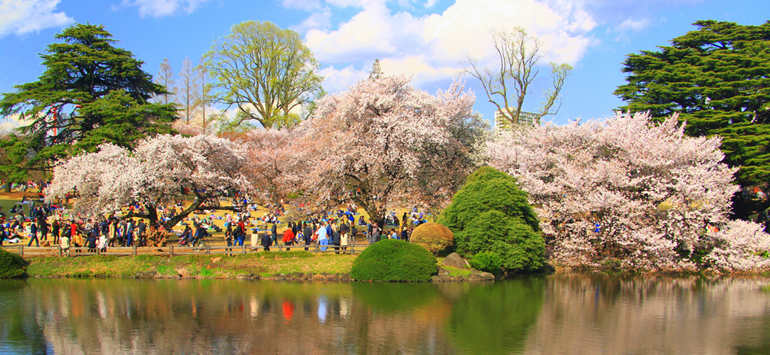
[45,134,251,219]
[488,112,770,271]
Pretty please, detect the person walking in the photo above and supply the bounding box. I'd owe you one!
[261,230,272,251]
[303,222,313,251]
[27,220,39,247]
[340,229,349,253]
[39,218,49,242]
[371,222,380,244]
[125,219,135,247]
[271,223,278,245]
[332,228,341,254]
[51,219,60,244]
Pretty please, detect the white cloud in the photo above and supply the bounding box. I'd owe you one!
[303,0,596,94]
[422,0,596,65]
[281,0,322,11]
[325,0,385,8]
[121,0,212,17]
[291,8,333,32]
[0,114,26,131]
[0,0,73,37]
[423,0,438,8]
[618,18,651,31]
[305,2,412,62]
[318,65,369,94]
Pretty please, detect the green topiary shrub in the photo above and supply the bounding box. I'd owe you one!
[439,166,545,272]
[0,248,27,278]
[469,251,503,274]
[352,239,438,282]
[410,222,455,255]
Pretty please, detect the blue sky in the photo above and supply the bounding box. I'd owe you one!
[1,0,768,130]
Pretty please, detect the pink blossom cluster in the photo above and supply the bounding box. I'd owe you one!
[292,75,477,220]
[488,112,770,271]
[45,134,251,219]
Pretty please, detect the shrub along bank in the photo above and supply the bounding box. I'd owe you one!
[351,239,438,282]
[0,248,27,278]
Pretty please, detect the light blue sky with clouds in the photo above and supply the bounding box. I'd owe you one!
[1,0,767,129]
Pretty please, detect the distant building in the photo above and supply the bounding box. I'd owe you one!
[494,110,537,134]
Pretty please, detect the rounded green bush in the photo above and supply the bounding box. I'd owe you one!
[0,248,27,278]
[440,166,545,272]
[351,239,437,282]
[460,210,545,272]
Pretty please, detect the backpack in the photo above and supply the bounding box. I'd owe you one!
[326,225,332,236]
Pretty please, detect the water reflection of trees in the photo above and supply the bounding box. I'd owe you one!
[446,277,546,355]
[523,274,770,354]
[3,276,770,354]
[0,280,48,355]
[0,280,461,354]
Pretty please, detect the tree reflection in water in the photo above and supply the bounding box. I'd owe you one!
[446,277,545,355]
[2,275,770,354]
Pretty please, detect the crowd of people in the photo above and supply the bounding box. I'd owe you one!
[0,202,168,255]
[0,188,429,256]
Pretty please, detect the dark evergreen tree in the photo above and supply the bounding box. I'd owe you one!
[614,20,770,217]
[0,23,176,176]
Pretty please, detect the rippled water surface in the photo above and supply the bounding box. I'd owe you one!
[1,275,770,354]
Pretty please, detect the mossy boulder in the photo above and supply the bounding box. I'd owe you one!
[351,239,437,282]
[0,248,26,278]
[411,223,455,255]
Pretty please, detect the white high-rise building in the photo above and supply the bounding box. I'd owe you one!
[494,110,537,134]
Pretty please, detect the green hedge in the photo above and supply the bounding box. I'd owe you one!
[351,239,437,282]
[0,248,26,278]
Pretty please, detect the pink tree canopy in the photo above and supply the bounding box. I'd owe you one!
[488,112,769,271]
[296,75,479,221]
[45,134,251,228]
[242,128,304,205]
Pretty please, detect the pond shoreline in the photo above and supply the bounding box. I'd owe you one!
[15,252,496,282]
[11,251,766,281]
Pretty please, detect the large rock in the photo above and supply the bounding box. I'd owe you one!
[442,252,468,269]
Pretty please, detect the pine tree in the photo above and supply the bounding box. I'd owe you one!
[0,23,177,175]
[615,20,770,217]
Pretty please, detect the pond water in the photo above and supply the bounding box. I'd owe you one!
[1,275,769,354]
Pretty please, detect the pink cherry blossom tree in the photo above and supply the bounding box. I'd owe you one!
[240,128,305,205]
[45,134,251,229]
[488,112,769,271]
[296,75,480,222]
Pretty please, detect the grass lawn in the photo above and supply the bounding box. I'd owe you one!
[25,251,359,278]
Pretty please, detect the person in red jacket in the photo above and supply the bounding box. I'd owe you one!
[282,222,295,246]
